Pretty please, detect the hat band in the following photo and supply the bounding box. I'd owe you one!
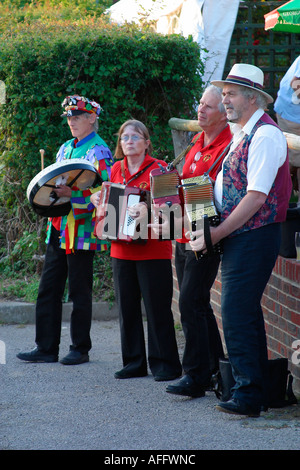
[66,106,95,114]
[226,74,263,91]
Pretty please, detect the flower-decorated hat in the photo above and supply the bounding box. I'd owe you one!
[61,95,102,117]
[211,63,273,104]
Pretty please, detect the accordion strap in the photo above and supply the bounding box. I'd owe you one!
[204,140,232,177]
[168,132,232,177]
[121,159,155,185]
[168,133,202,170]
[203,215,214,256]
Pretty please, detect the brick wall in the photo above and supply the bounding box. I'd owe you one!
[171,248,300,395]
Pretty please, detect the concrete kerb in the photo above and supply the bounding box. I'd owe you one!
[0,301,119,324]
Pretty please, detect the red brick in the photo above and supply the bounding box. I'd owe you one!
[171,255,300,394]
[291,311,300,327]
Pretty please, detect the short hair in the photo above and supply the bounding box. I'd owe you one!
[93,117,99,133]
[83,112,99,132]
[237,85,269,109]
[203,84,226,113]
[114,119,153,160]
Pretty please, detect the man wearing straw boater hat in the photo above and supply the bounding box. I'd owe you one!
[17,95,113,366]
[189,64,292,417]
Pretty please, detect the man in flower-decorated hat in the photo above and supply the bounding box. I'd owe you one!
[189,64,292,417]
[61,95,102,118]
[17,95,114,365]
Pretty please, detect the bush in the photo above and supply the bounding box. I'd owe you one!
[0,8,204,301]
[0,0,111,23]
[0,18,203,204]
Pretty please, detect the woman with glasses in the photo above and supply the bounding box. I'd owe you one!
[91,119,181,382]
[166,85,232,398]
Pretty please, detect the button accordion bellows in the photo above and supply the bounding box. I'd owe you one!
[181,174,223,257]
[94,182,150,243]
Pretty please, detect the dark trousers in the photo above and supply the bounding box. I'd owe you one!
[175,242,224,386]
[112,257,182,377]
[35,228,94,355]
[221,223,281,408]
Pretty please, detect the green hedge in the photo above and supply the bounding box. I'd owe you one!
[0,18,204,218]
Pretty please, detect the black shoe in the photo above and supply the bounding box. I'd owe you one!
[114,368,147,379]
[166,375,205,398]
[17,347,58,363]
[216,398,260,418]
[154,372,182,382]
[60,350,89,365]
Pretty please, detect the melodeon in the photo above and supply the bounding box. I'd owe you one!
[181,174,223,256]
[27,158,102,217]
[94,182,150,243]
[149,165,183,240]
[150,165,182,208]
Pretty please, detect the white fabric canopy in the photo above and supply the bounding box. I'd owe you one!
[107,0,240,84]
[107,0,183,24]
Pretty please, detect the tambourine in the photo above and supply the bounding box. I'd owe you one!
[27,158,102,217]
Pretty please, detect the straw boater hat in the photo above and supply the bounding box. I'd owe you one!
[61,95,102,117]
[211,63,273,104]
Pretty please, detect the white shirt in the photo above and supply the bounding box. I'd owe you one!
[214,109,287,210]
[274,55,300,123]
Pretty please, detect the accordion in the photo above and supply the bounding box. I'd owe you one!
[94,182,150,243]
[150,165,182,208]
[149,165,183,240]
[181,174,223,257]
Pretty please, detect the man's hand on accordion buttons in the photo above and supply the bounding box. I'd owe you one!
[188,226,218,253]
[187,228,207,253]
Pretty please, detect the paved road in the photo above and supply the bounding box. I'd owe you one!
[0,314,299,453]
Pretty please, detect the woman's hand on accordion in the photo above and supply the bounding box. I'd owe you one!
[90,191,100,207]
[128,202,148,222]
[148,209,170,237]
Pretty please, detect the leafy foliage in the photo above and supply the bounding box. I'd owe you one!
[0,0,112,22]
[0,2,204,301]
[0,18,203,205]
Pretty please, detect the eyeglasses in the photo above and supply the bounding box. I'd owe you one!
[120,135,145,142]
[189,152,202,173]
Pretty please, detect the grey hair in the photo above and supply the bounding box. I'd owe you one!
[82,112,99,132]
[203,84,226,113]
[238,85,269,109]
[93,118,99,133]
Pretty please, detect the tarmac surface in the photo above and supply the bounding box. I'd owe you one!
[0,301,299,453]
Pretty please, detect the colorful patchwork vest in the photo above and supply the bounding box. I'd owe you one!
[46,132,114,253]
[221,113,291,237]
